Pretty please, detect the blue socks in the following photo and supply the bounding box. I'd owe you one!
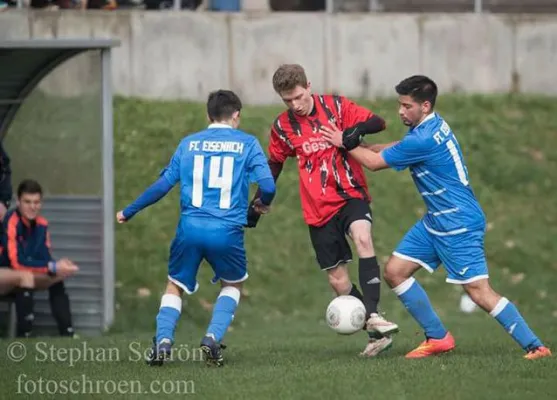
[490,297,543,351]
[156,294,182,344]
[393,277,448,339]
[206,287,241,342]
[155,287,241,345]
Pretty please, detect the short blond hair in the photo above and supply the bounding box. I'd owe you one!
[272,64,308,93]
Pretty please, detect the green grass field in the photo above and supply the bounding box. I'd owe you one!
[1,94,557,399]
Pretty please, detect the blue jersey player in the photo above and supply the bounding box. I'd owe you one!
[117,90,276,367]
[320,75,551,360]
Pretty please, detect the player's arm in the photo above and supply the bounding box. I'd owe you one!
[322,125,431,172]
[361,141,400,152]
[118,144,182,223]
[246,122,294,227]
[263,119,295,185]
[120,177,174,222]
[248,139,277,207]
[346,147,391,171]
[340,96,386,138]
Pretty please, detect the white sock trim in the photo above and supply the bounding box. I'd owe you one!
[490,297,509,317]
[392,277,416,296]
[218,286,241,304]
[160,294,182,312]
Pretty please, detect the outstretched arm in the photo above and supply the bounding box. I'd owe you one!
[119,177,174,222]
[319,125,391,171]
[347,146,390,172]
[361,141,399,152]
[119,142,183,223]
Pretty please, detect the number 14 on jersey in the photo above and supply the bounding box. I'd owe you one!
[192,155,235,210]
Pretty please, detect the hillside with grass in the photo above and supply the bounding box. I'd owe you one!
[111,94,557,336]
[1,94,556,400]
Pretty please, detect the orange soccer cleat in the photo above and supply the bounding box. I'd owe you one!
[405,332,456,359]
[524,346,552,360]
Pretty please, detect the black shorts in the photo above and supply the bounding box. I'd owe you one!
[308,199,372,270]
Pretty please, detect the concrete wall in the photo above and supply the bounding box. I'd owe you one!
[2,10,557,104]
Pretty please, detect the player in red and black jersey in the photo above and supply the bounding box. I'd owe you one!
[248,64,398,356]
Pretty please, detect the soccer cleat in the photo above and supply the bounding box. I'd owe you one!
[200,334,226,367]
[524,346,552,360]
[146,337,172,366]
[405,332,455,359]
[360,335,393,357]
[366,313,399,336]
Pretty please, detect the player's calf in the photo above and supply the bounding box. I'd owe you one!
[201,283,240,367]
[464,279,551,359]
[149,281,183,366]
[326,265,352,295]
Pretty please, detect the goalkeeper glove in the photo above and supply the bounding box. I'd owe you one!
[245,199,261,228]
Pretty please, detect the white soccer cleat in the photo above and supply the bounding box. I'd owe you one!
[366,313,399,336]
[360,336,393,357]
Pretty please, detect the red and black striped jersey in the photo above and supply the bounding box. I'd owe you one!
[268,94,374,227]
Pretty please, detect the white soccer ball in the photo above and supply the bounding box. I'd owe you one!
[326,295,367,335]
[459,293,478,313]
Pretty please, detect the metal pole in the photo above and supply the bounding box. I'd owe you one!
[326,0,334,13]
[369,0,382,11]
[173,0,180,10]
[101,48,115,332]
[16,0,23,9]
[474,0,482,13]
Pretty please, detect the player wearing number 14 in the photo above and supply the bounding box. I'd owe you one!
[117,90,276,367]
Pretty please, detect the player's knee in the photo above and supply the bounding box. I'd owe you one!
[383,260,406,288]
[351,232,374,258]
[463,279,500,311]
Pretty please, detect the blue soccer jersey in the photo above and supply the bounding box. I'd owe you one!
[161,123,273,227]
[381,113,486,236]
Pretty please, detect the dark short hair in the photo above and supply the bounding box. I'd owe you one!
[395,75,438,108]
[206,90,242,122]
[17,179,42,198]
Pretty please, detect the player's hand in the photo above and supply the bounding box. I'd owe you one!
[321,124,363,151]
[253,198,270,215]
[245,199,262,228]
[55,258,79,278]
[116,211,127,224]
[319,125,344,148]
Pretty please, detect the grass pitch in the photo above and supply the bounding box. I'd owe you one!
[1,94,557,399]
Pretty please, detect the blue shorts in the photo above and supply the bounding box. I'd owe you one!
[168,217,247,294]
[393,220,489,284]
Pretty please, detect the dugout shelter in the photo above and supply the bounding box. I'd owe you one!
[0,39,119,337]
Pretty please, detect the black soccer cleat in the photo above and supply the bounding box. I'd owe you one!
[146,337,172,366]
[200,334,226,367]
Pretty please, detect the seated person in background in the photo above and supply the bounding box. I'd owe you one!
[0,141,12,221]
[2,179,79,338]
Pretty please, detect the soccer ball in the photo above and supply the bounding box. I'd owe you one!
[459,293,478,313]
[326,295,366,335]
